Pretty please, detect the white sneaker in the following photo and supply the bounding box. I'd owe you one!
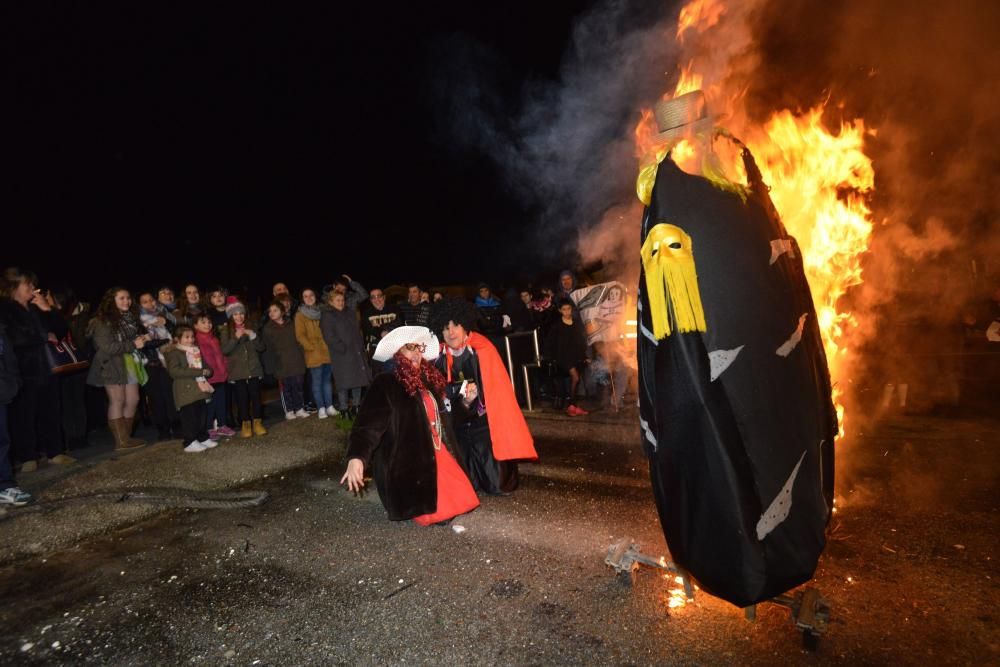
[317,407,328,419]
[184,441,207,453]
[199,439,219,449]
[325,406,340,416]
[295,408,309,418]
[285,411,297,420]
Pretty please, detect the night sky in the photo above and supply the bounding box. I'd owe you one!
[3,1,595,301]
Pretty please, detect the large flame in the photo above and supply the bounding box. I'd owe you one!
[636,1,876,439]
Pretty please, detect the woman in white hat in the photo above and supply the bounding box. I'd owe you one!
[341,326,479,525]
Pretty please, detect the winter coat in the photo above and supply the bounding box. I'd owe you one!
[219,327,265,381]
[86,318,139,387]
[347,373,464,521]
[195,331,229,384]
[0,299,52,386]
[320,306,372,390]
[163,345,213,409]
[294,311,331,368]
[261,319,307,379]
[0,324,21,405]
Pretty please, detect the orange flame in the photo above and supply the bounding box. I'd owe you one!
[637,0,876,440]
[677,0,727,42]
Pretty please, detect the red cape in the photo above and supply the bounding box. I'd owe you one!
[446,332,537,462]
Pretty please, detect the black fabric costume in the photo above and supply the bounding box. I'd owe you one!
[347,373,465,521]
[434,347,505,494]
[637,144,837,607]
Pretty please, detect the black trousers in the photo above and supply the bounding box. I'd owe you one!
[9,377,62,463]
[145,364,177,436]
[454,420,518,494]
[178,400,208,445]
[231,378,262,422]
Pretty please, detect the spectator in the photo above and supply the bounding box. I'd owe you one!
[138,291,178,441]
[360,287,402,359]
[206,286,229,328]
[544,298,590,416]
[194,313,234,438]
[329,274,368,313]
[157,285,178,314]
[399,283,431,327]
[0,268,73,469]
[531,286,558,340]
[220,300,267,438]
[0,319,32,505]
[86,286,151,449]
[341,326,479,526]
[508,287,537,332]
[52,287,93,449]
[272,282,298,318]
[557,269,577,301]
[320,290,372,417]
[295,288,337,419]
[474,283,505,349]
[164,324,218,453]
[262,301,309,420]
[177,283,205,326]
[432,290,445,303]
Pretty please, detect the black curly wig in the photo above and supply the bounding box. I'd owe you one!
[429,297,477,336]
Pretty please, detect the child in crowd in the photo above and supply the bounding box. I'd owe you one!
[220,299,268,438]
[295,288,337,418]
[262,301,309,420]
[164,325,218,453]
[194,314,234,439]
[138,292,177,441]
[206,286,229,328]
[544,298,590,416]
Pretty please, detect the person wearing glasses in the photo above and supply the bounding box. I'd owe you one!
[360,287,401,361]
[341,326,478,526]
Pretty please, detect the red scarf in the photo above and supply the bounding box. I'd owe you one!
[445,331,537,462]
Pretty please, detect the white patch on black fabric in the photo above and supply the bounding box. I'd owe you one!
[756,450,807,541]
[708,345,744,381]
[769,239,795,265]
[639,417,657,450]
[776,313,808,357]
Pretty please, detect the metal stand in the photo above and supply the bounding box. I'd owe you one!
[605,537,831,652]
[504,330,541,411]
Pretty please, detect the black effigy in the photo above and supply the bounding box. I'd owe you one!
[636,143,838,608]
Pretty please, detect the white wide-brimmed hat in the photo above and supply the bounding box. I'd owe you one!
[373,326,440,362]
[653,90,713,144]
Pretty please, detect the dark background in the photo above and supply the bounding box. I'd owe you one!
[2,1,596,302]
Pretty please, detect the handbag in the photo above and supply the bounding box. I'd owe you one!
[46,333,90,375]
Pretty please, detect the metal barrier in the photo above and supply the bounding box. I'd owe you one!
[504,330,541,411]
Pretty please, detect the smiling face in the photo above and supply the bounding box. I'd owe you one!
[177,329,195,346]
[157,287,175,305]
[442,321,467,350]
[114,290,132,312]
[139,293,157,311]
[184,284,200,304]
[407,286,420,305]
[232,311,246,327]
[327,293,345,311]
[302,289,317,306]
[194,315,213,333]
[369,290,385,309]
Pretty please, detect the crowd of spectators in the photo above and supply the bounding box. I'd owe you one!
[0,266,634,507]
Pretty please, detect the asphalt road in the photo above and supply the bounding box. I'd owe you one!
[0,408,996,665]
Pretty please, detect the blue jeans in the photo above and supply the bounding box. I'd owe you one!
[308,364,333,409]
[0,405,14,489]
[206,382,229,430]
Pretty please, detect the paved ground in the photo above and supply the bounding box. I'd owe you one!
[0,403,996,665]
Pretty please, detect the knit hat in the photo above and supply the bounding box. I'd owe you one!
[225,296,246,319]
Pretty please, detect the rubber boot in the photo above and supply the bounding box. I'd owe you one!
[252,418,268,436]
[122,416,146,447]
[241,421,253,439]
[110,418,143,450]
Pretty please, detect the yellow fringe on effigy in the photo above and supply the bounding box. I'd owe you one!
[640,223,707,339]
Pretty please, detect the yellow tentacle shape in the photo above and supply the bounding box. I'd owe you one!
[640,223,707,338]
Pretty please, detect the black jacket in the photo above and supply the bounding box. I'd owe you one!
[0,323,21,405]
[0,300,53,386]
[359,301,402,354]
[347,373,465,521]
